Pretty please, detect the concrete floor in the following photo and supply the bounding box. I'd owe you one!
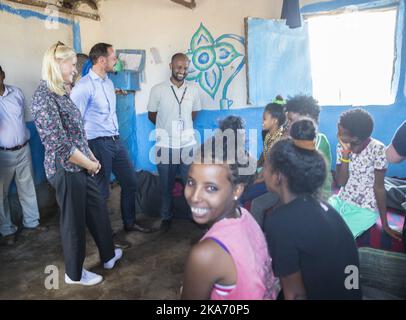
[0,186,204,299]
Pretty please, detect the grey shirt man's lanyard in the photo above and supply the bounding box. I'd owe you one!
[170,85,188,118]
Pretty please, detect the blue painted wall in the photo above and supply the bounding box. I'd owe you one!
[116,93,138,169]
[132,102,406,178]
[133,108,264,173]
[27,122,46,184]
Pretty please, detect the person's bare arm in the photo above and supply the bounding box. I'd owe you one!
[148,112,157,125]
[386,144,406,164]
[374,169,402,241]
[181,240,229,300]
[280,272,307,300]
[69,149,100,175]
[254,171,264,184]
[335,132,352,186]
[86,148,97,162]
[335,156,350,186]
[336,150,350,189]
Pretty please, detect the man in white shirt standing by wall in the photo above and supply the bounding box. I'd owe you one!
[0,65,42,245]
[148,53,201,233]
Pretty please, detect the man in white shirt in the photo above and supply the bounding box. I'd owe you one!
[0,65,41,245]
[147,53,201,232]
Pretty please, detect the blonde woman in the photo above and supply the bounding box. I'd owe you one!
[30,42,122,286]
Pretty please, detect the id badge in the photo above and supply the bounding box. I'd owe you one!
[176,118,185,131]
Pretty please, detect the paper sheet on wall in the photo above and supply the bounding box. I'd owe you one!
[119,53,143,71]
[246,18,312,105]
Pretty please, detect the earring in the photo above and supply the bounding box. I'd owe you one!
[234,196,238,201]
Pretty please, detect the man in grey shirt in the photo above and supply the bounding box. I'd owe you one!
[0,65,42,245]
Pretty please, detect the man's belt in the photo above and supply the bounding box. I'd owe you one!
[0,140,29,151]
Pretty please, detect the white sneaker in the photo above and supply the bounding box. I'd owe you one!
[65,269,103,286]
[103,248,123,269]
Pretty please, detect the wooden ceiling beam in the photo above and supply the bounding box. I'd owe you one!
[5,0,100,20]
[170,0,196,9]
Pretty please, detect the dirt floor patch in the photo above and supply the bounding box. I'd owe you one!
[0,186,204,299]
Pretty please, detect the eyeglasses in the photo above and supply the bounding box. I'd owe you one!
[54,41,65,57]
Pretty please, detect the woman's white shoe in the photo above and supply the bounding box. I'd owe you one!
[65,269,103,286]
[103,248,123,270]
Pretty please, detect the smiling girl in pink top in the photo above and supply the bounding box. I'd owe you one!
[181,116,278,300]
